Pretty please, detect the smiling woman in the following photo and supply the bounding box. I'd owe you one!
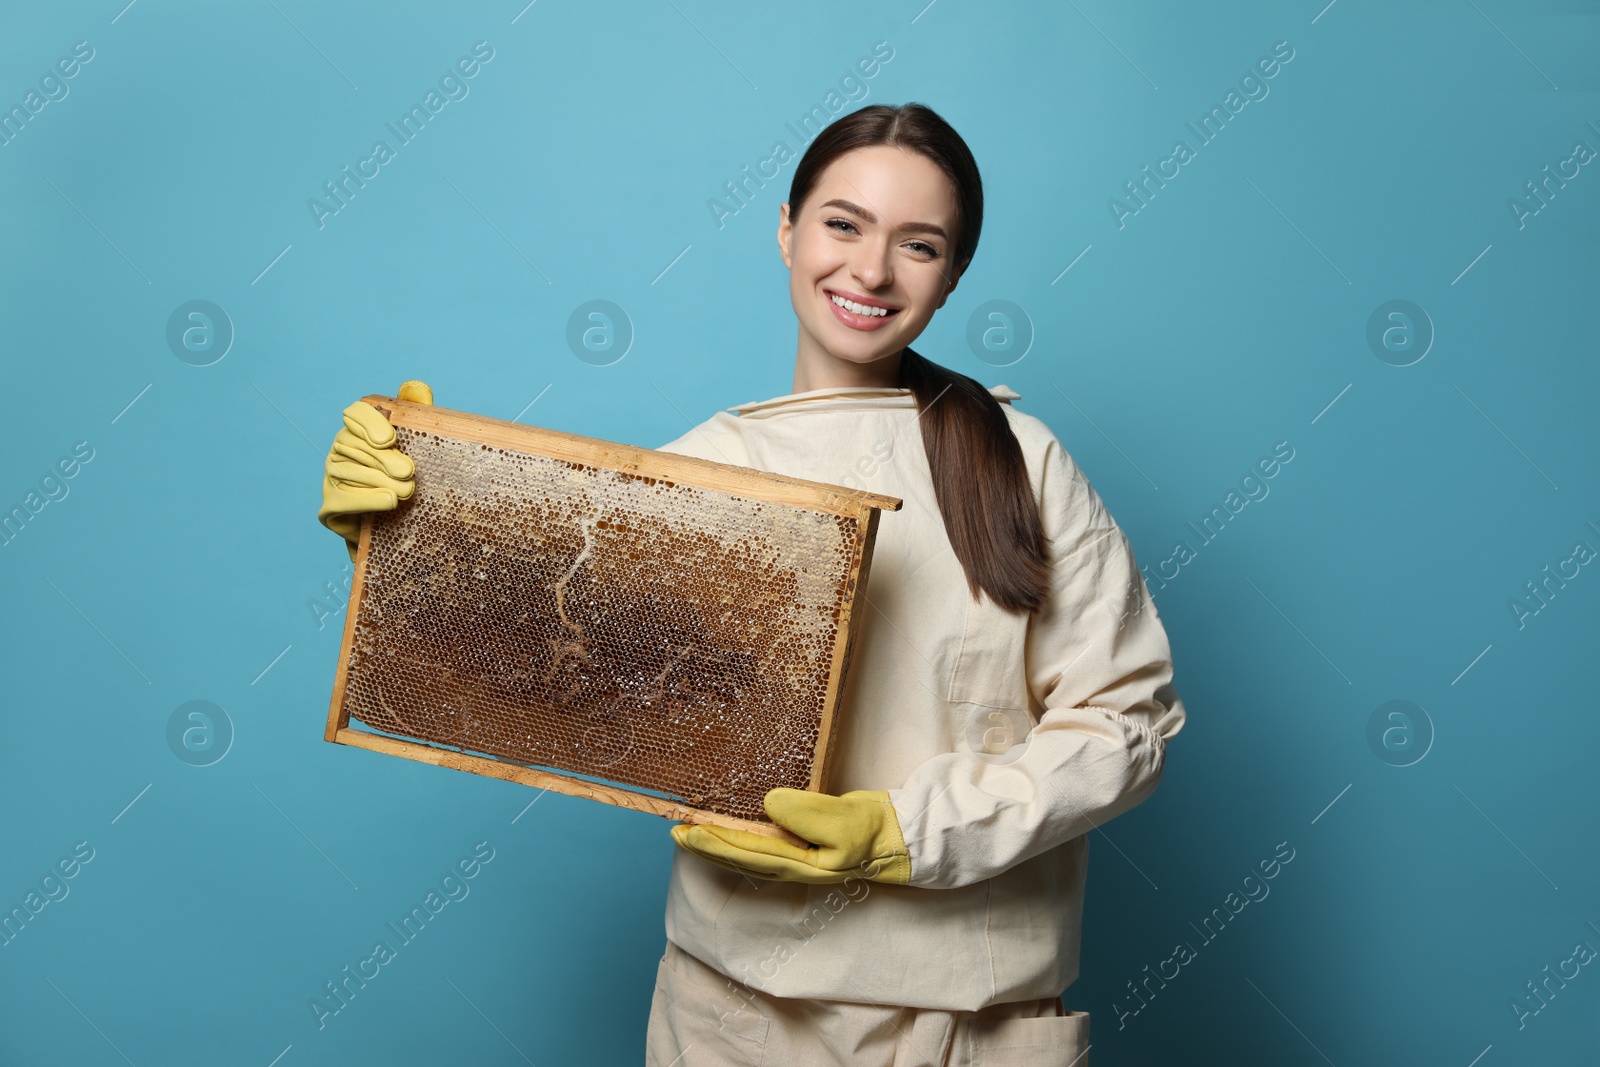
[309,100,1184,1067]
[644,103,1186,1066]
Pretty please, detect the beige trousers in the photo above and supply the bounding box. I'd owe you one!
[645,941,1091,1067]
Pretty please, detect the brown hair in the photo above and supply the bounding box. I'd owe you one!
[786,102,1050,614]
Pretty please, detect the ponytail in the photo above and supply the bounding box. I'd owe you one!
[899,348,1049,613]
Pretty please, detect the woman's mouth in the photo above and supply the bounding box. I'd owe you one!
[825,288,900,331]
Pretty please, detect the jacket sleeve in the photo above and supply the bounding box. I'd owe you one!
[887,432,1186,890]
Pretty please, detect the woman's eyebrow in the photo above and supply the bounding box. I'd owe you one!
[818,198,947,239]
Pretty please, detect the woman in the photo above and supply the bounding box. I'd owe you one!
[318,103,1184,1067]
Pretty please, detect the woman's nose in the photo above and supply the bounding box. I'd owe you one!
[850,240,893,291]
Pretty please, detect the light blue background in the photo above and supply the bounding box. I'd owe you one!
[2,1,1596,1064]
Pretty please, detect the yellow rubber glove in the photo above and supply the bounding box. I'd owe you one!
[669,788,911,885]
[317,380,434,558]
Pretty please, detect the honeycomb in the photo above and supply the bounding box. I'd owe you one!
[338,421,871,824]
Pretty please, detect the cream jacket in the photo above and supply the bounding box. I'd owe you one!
[654,382,1185,1011]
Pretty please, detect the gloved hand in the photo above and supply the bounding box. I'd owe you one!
[317,380,434,558]
[669,788,911,885]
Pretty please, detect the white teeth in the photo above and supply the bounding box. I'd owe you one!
[831,294,889,317]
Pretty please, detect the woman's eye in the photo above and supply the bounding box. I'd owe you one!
[823,218,939,258]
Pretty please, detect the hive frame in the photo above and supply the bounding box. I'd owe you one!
[324,395,902,843]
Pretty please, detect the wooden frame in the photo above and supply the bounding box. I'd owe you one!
[325,396,901,843]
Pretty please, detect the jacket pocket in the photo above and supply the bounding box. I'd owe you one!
[969,1009,1090,1066]
[648,945,771,1065]
[947,586,1032,712]
[948,587,1036,770]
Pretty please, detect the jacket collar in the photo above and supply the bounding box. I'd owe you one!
[729,383,1020,418]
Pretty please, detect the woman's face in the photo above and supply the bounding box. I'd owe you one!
[779,145,964,377]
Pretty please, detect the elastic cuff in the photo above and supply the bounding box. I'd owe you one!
[869,796,912,885]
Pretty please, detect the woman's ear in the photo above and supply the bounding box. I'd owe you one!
[777,202,794,269]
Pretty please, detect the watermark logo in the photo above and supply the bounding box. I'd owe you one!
[579,706,634,770]
[1141,440,1295,591]
[166,700,234,767]
[834,436,895,493]
[0,841,95,949]
[958,705,1033,767]
[1,440,95,550]
[1508,521,1598,630]
[0,40,95,149]
[307,42,495,230]
[1507,120,1599,230]
[308,841,496,1030]
[1365,299,1432,367]
[1108,40,1295,229]
[166,300,233,366]
[707,41,895,231]
[965,300,1033,367]
[1365,699,1433,768]
[309,559,354,631]
[1510,925,1599,1031]
[1110,839,1296,1029]
[566,300,633,366]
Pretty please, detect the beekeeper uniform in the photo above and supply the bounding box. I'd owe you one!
[646,382,1185,1067]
